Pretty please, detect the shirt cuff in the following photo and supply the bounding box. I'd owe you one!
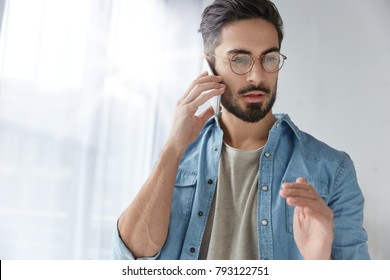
[111,219,161,260]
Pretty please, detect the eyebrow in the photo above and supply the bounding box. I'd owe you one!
[227,47,280,56]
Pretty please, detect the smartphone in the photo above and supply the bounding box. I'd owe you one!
[203,57,222,118]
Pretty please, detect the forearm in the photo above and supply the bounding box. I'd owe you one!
[118,142,184,258]
[117,72,223,259]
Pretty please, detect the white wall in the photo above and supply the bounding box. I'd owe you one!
[272,0,390,259]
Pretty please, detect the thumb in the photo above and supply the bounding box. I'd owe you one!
[296,177,308,184]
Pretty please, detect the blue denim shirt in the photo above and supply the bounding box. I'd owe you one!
[112,114,370,260]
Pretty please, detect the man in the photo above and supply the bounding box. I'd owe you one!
[112,0,370,260]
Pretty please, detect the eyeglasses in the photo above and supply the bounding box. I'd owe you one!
[208,51,287,75]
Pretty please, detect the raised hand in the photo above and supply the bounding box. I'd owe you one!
[166,72,225,158]
[280,177,334,259]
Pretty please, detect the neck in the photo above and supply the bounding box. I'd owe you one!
[220,110,277,151]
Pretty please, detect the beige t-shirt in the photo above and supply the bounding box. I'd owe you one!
[199,142,263,260]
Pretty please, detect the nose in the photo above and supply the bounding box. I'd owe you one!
[246,58,265,85]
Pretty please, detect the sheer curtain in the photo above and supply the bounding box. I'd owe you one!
[0,0,206,259]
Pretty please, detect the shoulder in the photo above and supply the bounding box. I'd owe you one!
[299,131,346,162]
[277,114,349,164]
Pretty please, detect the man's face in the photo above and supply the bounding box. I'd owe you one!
[213,18,280,123]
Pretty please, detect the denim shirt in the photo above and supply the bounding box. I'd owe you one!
[112,114,370,260]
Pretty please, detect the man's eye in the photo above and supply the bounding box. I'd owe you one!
[232,58,245,64]
[264,54,279,63]
[232,55,251,65]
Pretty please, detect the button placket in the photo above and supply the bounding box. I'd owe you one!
[258,131,276,260]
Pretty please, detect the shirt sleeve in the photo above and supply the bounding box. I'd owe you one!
[330,152,371,260]
[111,220,161,260]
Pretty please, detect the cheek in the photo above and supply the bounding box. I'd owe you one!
[219,73,243,95]
[223,80,236,95]
[269,74,279,88]
[271,77,279,92]
[222,82,240,103]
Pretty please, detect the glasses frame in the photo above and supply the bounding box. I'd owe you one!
[208,51,287,75]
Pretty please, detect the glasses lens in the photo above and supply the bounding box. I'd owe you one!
[230,53,253,74]
[262,52,283,73]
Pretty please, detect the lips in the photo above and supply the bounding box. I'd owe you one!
[238,85,270,103]
[241,90,266,97]
[241,91,266,103]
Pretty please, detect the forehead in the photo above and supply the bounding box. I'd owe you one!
[215,18,279,55]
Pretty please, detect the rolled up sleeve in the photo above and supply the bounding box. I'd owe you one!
[111,220,161,260]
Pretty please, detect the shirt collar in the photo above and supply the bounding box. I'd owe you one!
[274,113,301,140]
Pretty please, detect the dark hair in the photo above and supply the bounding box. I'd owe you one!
[199,0,284,55]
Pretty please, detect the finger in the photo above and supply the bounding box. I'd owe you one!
[286,194,331,219]
[280,181,314,199]
[183,73,222,95]
[280,177,318,197]
[280,186,318,200]
[285,196,323,208]
[183,81,225,105]
[296,177,308,184]
[180,74,224,104]
[282,177,310,189]
[189,86,225,109]
[177,72,208,104]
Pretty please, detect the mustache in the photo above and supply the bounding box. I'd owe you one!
[238,85,271,95]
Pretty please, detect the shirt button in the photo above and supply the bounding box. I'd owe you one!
[190,247,196,253]
[198,211,204,217]
[261,219,268,226]
[264,152,270,158]
[261,185,269,191]
[207,179,213,185]
[213,147,218,152]
[276,122,281,128]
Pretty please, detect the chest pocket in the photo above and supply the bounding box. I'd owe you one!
[284,177,330,233]
[170,169,197,220]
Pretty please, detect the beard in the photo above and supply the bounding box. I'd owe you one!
[221,81,277,123]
